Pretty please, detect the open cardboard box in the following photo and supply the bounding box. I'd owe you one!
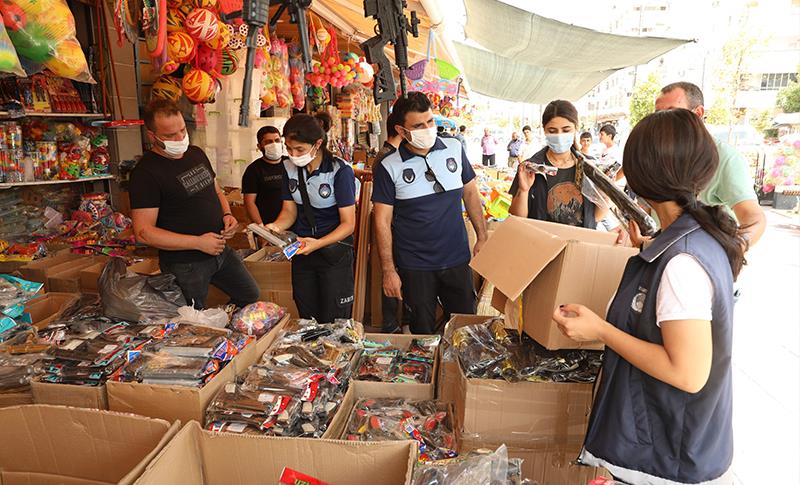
[24,292,79,329]
[31,380,109,410]
[107,316,289,424]
[243,246,298,317]
[133,421,417,485]
[354,333,440,401]
[19,250,84,291]
[0,405,179,485]
[47,256,108,293]
[460,437,608,484]
[438,314,502,405]
[471,216,638,350]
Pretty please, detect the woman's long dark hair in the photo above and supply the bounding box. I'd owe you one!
[623,109,747,278]
[282,114,332,157]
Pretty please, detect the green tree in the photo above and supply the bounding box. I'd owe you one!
[750,109,773,135]
[776,78,800,113]
[629,72,661,126]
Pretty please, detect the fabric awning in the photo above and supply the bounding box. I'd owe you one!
[454,42,617,104]
[454,0,692,102]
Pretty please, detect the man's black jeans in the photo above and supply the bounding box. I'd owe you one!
[160,247,260,309]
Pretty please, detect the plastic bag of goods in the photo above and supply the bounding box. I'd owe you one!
[230,301,285,337]
[0,0,94,82]
[98,257,186,322]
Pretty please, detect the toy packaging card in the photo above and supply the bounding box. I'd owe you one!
[278,467,330,485]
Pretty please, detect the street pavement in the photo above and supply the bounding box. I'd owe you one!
[731,208,800,484]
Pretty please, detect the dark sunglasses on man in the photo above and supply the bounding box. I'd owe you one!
[423,159,445,193]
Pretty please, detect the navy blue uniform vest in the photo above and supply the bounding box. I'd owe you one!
[580,213,734,484]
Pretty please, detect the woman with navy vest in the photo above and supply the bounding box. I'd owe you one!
[265,114,356,323]
[509,100,608,229]
[553,109,744,484]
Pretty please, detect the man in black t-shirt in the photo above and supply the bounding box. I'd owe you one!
[129,99,259,309]
[242,125,285,225]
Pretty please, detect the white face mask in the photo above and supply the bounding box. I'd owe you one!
[288,145,318,167]
[404,126,438,150]
[158,133,189,158]
[545,132,575,154]
[262,143,283,161]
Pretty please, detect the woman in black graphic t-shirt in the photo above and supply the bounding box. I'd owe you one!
[508,100,608,229]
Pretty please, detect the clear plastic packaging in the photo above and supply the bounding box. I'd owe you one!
[411,445,520,485]
[0,14,24,76]
[230,301,285,337]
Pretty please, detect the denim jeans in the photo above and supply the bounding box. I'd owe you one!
[159,247,260,309]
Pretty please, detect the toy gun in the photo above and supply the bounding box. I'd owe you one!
[239,0,312,127]
[575,150,659,237]
[361,0,420,104]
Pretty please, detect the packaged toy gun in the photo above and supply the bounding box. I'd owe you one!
[361,0,419,104]
[576,150,658,237]
[247,223,303,259]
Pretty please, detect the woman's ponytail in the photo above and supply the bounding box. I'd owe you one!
[679,196,747,279]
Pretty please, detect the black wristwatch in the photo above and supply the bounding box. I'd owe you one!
[223,212,233,218]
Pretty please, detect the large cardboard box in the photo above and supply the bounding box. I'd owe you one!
[19,251,84,291]
[80,259,162,293]
[460,437,608,484]
[471,216,638,350]
[0,392,33,407]
[23,292,78,329]
[107,318,288,424]
[454,355,593,447]
[354,333,440,401]
[0,405,179,485]
[31,380,108,410]
[134,422,416,485]
[438,314,500,405]
[47,256,108,293]
[243,246,298,317]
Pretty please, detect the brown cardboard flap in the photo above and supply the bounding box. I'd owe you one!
[470,216,567,301]
[134,422,416,485]
[0,471,114,485]
[0,405,176,485]
[31,381,108,410]
[353,333,439,401]
[525,218,617,246]
[24,293,79,329]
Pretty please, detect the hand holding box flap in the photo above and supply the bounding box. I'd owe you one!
[470,216,567,301]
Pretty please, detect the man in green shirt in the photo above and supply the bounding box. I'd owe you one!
[654,81,766,247]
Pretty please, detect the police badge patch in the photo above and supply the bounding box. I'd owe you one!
[446,157,458,173]
[402,168,415,184]
[319,183,332,198]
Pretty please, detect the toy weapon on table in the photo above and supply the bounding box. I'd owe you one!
[239,0,312,127]
[575,150,659,237]
[361,0,420,104]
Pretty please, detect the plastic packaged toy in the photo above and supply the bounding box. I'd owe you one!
[230,301,285,337]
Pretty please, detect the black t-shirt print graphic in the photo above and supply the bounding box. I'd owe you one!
[545,165,584,226]
[129,146,224,264]
[242,158,285,224]
[178,164,214,195]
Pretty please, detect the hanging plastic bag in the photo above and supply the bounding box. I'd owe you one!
[0,13,25,76]
[98,257,186,322]
[288,42,305,110]
[0,0,95,82]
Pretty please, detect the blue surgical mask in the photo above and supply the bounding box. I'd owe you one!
[545,132,575,154]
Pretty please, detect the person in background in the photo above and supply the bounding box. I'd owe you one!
[599,124,625,184]
[520,125,538,161]
[437,126,445,136]
[579,131,593,156]
[554,109,741,485]
[509,100,607,228]
[265,114,356,323]
[653,81,765,248]
[373,92,487,334]
[455,125,468,151]
[130,99,259,309]
[242,126,285,226]
[506,131,523,169]
[480,128,497,167]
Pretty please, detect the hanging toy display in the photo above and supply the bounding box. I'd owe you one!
[167,31,195,64]
[165,8,185,32]
[182,67,216,104]
[0,11,25,76]
[219,48,238,76]
[287,42,305,110]
[260,37,291,110]
[204,20,229,50]
[1,0,94,82]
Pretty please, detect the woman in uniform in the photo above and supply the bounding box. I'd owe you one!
[266,113,356,323]
[553,109,743,484]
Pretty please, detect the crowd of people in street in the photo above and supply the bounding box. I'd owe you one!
[126,79,764,485]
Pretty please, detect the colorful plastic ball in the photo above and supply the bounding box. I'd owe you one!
[151,75,183,102]
[219,48,238,76]
[194,44,220,73]
[182,68,215,103]
[167,31,196,64]
[316,27,329,46]
[184,8,218,42]
[192,0,217,9]
[204,21,230,49]
[166,8,185,32]
[161,59,180,75]
[44,40,87,79]
[7,23,53,62]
